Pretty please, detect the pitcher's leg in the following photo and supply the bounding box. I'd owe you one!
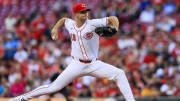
[16,60,83,100]
[89,60,135,101]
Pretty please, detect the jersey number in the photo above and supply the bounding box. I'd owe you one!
[70,34,76,41]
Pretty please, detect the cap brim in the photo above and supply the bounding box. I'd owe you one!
[80,8,91,12]
[86,9,90,11]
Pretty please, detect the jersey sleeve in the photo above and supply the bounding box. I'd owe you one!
[91,17,107,27]
[64,18,72,31]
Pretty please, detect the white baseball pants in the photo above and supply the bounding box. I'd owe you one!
[22,59,135,101]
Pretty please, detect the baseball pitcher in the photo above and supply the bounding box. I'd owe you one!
[10,3,135,101]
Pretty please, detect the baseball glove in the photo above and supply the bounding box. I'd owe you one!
[95,26,117,37]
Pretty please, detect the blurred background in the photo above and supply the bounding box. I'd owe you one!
[0,0,180,101]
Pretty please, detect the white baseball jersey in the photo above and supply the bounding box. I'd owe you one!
[64,18,107,60]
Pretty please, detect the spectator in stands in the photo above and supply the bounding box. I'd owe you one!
[3,33,20,60]
[5,14,17,31]
[14,44,28,63]
[139,5,155,23]
[0,80,5,97]
[163,0,176,15]
[10,76,25,96]
[160,80,177,96]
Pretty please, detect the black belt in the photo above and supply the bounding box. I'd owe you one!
[72,56,92,64]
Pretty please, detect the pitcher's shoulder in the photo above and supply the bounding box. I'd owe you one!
[87,18,107,27]
[87,18,101,25]
[65,18,75,24]
[87,18,99,22]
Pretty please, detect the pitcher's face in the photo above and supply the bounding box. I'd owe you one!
[75,10,89,21]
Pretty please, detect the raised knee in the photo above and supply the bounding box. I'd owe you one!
[117,69,125,76]
[114,69,125,80]
[118,69,125,74]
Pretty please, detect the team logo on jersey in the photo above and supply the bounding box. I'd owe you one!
[84,32,93,40]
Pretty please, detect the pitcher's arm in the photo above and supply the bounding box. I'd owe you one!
[51,18,67,40]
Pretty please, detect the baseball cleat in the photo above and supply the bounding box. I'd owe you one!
[9,96,27,101]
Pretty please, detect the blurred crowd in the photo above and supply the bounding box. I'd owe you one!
[1,0,180,99]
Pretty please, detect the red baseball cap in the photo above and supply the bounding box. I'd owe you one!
[73,3,90,13]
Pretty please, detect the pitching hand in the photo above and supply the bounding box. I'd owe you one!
[51,30,58,40]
